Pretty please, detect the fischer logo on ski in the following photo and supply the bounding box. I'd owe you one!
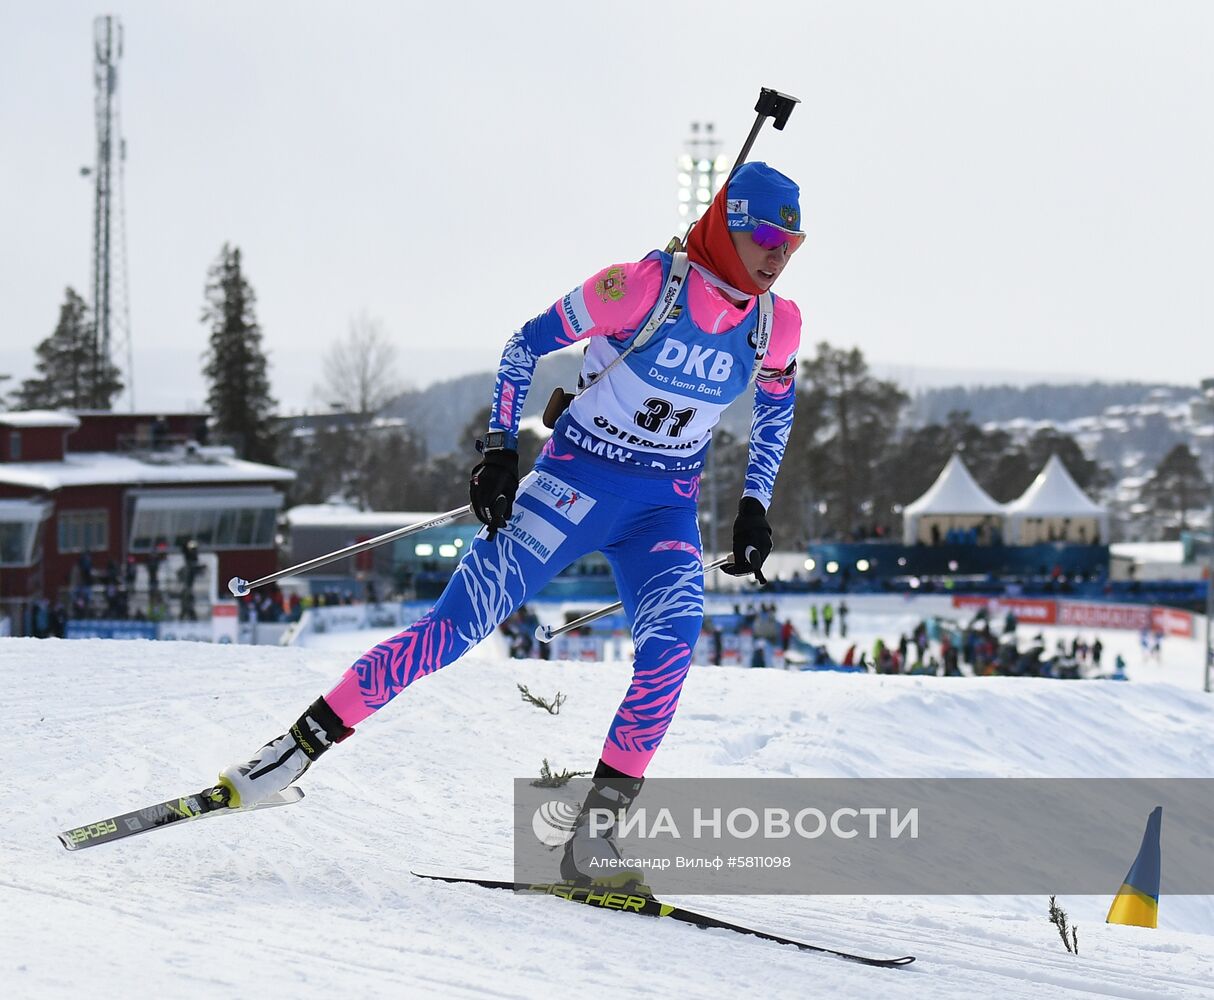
[58,785,304,851]
[411,869,914,967]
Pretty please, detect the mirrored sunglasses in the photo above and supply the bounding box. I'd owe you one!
[742,214,806,253]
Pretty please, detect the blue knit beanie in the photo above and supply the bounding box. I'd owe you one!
[724,162,802,232]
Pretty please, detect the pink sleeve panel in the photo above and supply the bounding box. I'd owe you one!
[553,258,665,344]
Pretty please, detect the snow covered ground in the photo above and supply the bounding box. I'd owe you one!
[4,616,1213,998]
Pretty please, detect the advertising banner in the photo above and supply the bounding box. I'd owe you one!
[954,597,1195,637]
[1151,605,1195,638]
[551,635,605,661]
[66,620,158,640]
[310,604,367,633]
[157,621,214,642]
[211,601,239,643]
[1057,601,1151,631]
[719,634,749,666]
[951,595,1057,624]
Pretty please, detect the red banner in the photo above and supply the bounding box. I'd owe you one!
[1056,601,1151,631]
[953,596,1196,637]
[1151,605,1195,639]
[1057,601,1196,637]
[951,596,1057,624]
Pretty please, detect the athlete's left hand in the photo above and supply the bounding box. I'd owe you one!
[722,497,772,585]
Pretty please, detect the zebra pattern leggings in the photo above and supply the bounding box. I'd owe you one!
[322,465,705,778]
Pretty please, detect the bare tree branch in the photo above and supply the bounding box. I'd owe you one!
[316,313,401,417]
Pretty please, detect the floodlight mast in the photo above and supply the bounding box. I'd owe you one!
[676,86,800,254]
[672,86,800,555]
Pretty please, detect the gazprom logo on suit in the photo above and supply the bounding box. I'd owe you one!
[654,340,735,382]
[560,286,593,336]
[500,506,567,564]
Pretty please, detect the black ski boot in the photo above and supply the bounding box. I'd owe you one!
[560,760,646,888]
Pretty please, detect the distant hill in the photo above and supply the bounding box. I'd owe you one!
[385,355,1194,457]
[906,381,1188,426]
[381,352,578,455]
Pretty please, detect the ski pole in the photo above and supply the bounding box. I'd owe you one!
[227,503,472,597]
[228,473,538,597]
[534,555,734,643]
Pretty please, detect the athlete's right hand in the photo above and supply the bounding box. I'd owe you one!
[469,448,519,540]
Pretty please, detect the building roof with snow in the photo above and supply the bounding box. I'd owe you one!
[0,445,294,492]
[0,410,294,605]
[0,410,81,429]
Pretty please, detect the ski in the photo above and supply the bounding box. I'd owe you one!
[58,785,304,851]
[412,869,914,967]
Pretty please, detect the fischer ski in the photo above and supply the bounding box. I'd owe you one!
[412,869,914,968]
[58,785,304,851]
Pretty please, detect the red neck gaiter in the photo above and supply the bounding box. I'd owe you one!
[685,187,762,297]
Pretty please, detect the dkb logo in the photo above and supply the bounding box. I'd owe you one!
[654,340,734,382]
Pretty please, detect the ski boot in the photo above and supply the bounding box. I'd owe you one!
[560,760,647,890]
[217,696,353,808]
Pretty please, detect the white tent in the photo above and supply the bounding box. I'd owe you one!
[1004,454,1109,545]
[902,454,1006,545]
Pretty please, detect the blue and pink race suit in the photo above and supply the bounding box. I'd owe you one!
[322,251,801,777]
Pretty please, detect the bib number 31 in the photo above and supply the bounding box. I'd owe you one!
[635,397,696,437]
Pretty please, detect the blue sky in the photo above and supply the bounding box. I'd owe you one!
[2,1,1210,412]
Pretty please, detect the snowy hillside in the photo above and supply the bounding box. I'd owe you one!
[4,633,1213,999]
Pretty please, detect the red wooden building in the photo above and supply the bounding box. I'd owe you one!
[0,410,294,621]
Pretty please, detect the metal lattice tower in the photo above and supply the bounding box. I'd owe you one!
[87,15,134,409]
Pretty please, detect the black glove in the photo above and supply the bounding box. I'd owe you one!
[722,497,772,585]
[469,448,519,540]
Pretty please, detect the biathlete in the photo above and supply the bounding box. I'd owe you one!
[217,161,805,881]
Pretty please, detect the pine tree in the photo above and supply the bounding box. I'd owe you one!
[279,418,358,506]
[15,287,123,410]
[882,414,1109,516]
[1141,444,1209,533]
[700,426,750,551]
[201,245,278,464]
[989,426,1110,503]
[892,411,1012,502]
[364,427,429,511]
[794,343,908,540]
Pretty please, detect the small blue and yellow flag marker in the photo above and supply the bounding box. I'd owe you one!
[1106,806,1161,928]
